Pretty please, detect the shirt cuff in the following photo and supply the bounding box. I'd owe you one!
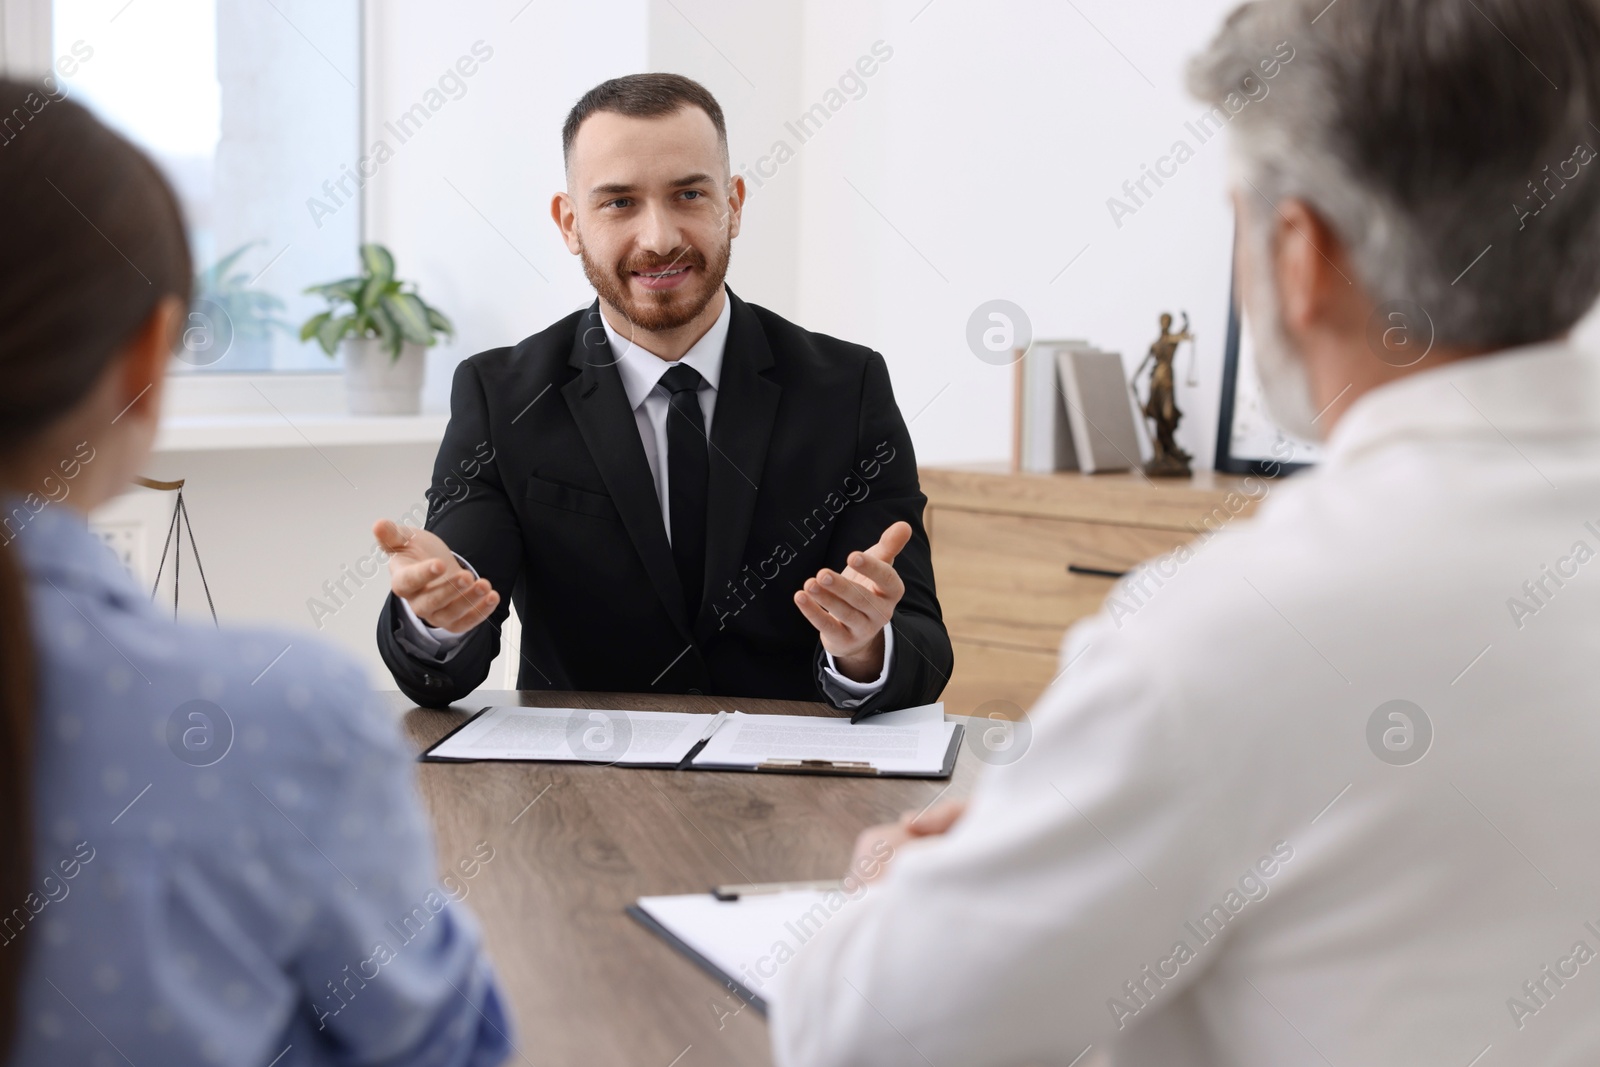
[818,624,895,707]
[394,552,482,664]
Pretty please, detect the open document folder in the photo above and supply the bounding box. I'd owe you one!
[420,702,962,778]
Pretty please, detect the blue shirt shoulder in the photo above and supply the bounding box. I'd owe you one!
[4,497,510,1067]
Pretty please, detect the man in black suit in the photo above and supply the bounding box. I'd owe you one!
[372,73,950,719]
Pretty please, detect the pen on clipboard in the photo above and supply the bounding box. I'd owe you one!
[756,758,878,774]
[675,711,730,769]
[711,879,845,901]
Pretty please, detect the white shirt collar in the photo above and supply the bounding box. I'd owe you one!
[1319,338,1600,469]
[603,292,732,412]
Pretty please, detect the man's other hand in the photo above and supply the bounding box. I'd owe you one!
[850,799,969,885]
[374,519,500,634]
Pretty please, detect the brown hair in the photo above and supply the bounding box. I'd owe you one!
[560,72,728,168]
[0,76,191,1054]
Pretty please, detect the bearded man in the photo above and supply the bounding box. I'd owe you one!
[373,73,950,718]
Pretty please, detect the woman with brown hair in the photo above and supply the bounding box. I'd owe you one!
[0,79,509,1066]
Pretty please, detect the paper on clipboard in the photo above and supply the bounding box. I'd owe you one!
[630,886,872,1014]
[689,705,956,775]
[425,705,709,765]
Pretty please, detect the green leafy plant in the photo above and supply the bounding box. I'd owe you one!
[300,243,454,361]
[196,241,290,341]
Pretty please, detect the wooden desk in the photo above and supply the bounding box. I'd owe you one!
[921,464,1261,717]
[394,689,981,1067]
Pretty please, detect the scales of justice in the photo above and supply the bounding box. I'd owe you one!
[1130,311,1198,478]
[135,476,219,625]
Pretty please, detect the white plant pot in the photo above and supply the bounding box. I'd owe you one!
[342,336,425,415]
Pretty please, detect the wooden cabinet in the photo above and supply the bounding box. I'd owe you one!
[921,466,1261,717]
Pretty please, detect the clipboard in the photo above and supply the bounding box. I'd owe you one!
[419,707,496,763]
[689,725,963,778]
[626,903,771,1015]
[628,880,886,1015]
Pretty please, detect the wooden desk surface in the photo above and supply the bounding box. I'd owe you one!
[392,689,981,1067]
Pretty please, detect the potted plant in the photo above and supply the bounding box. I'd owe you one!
[190,241,291,371]
[300,243,454,415]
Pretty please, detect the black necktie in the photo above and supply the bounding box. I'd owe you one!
[660,364,708,619]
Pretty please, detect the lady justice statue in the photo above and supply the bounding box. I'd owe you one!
[1131,311,1196,478]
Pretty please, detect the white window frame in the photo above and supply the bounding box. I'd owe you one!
[5,0,384,420]
[0,0,50,72]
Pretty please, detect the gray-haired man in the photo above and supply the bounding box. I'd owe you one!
[769,1,1600,1064]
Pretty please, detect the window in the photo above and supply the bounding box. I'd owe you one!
[51,0,361,373]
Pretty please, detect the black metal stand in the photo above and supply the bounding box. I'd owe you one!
[136,477,218,627]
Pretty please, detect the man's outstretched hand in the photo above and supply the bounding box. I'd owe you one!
[794,520,911,683]
[374,519,500,634]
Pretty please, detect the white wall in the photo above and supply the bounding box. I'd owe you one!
[365,0,651,410]
[648,0,805,318]
[788,0,1239,467]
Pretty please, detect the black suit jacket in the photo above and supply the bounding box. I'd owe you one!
[376,289,952,717]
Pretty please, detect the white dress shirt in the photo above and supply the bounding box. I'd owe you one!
[770,339,1600,1065]
[400,295,892,698]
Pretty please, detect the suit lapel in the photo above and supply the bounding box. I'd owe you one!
[562,302,693,643]
[695,292,781,643]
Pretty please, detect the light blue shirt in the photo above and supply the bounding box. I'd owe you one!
[4,495,511,1067]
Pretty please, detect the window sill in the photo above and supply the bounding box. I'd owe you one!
[155,371,447,452]
[154,412,449,453]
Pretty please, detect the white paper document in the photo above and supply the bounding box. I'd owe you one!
[691,709,958,775]
[424,703,960,776]
[426,705,710,765]
[633,887,872,1011]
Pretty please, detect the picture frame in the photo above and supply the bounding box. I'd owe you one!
[1212,238,1320,477]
